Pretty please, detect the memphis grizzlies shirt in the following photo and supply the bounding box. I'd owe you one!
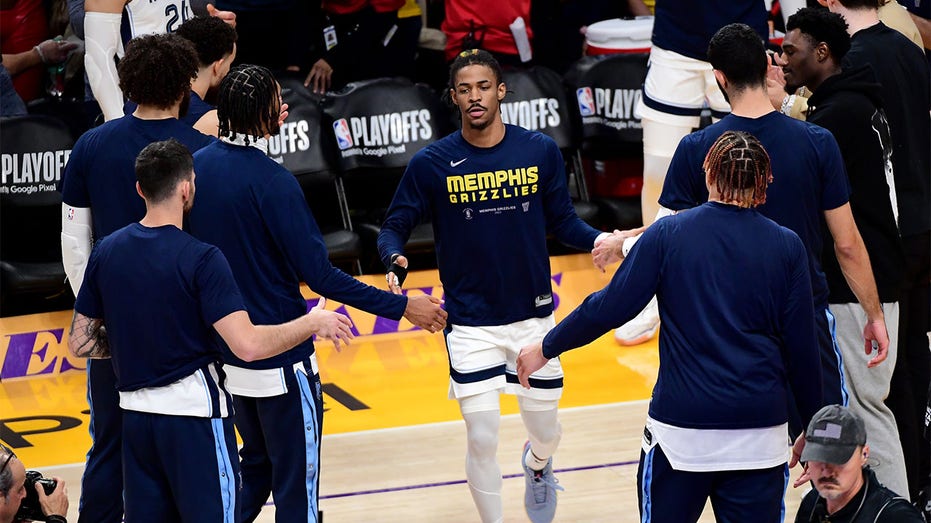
[379,124,600,327]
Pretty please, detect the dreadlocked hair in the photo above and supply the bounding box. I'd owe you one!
[704,131,773,208]
[217,64,280,143]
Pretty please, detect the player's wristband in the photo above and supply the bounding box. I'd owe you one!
[45,516,67,523]
[387,253,408,286]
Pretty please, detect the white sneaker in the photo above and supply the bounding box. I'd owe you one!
[614,296,660,346]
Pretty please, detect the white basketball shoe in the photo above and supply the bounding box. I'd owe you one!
[614,296,660,346]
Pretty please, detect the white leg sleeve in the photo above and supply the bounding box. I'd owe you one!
[459,392,503,523]
[61,203,93,296]
[518,396,561,466]
[84,11,125,121]
[640,119,692,226]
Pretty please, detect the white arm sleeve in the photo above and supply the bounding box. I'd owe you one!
[84,11,124,121]
[621,206,677,257]
[61,204,93,296]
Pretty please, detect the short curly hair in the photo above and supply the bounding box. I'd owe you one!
[176,15,237,68]
[118,33,198,109]
[786,8,851,63]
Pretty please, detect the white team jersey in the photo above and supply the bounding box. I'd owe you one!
[124,0,193,38]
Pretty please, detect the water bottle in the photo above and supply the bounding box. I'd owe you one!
[47,36,65,99]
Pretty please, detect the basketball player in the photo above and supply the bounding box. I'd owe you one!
[615,0,771,345]
[377,49,609,523]
[176,15,236,134]
[84,0,235,121]
[186,64,447,523]
[518,131,823,523]
[59,34,214,523]
[121,15,237,133]
[68,138,353,522]
[596,23,888,435]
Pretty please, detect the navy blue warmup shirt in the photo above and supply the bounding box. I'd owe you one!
[652,0,769,61]
[659,112,850,311]
[378,124,601,327]
[60,116,215,237]
[188,140,407,370]
[75,224,245,392]
[544,202,822,430]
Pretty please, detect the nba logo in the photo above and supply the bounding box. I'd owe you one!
[333,119,353,150]
[576,87,595,117]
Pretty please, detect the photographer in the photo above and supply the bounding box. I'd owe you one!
[0,444,68,523]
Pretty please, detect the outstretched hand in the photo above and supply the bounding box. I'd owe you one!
[765,51,789,111]
[304,58,334,94]
[592,229,640,272]
[278,102,289,128]
[403,294,447,333]
[516,343,548,388]
[308,297,354,351]
[206,3,237,27]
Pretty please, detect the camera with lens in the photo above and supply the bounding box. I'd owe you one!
[14,470,57,522]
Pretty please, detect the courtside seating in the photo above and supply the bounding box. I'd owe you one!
[275,75,363,275]
[0,115,73,316]
[501,66,599,231]
[321,77,453,272]
[564,53,650,230]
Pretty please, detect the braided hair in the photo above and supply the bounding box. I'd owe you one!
[217,64,280,142]
[703,131,772,208]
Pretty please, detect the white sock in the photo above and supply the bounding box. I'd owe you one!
[524,446,549,472]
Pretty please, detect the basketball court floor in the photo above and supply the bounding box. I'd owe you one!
[0,253,808,521]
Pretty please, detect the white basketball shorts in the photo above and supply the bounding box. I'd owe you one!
[636,46,731,128]
[444,314,563,402]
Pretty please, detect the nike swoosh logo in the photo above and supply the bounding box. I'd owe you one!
[450,158,467,167]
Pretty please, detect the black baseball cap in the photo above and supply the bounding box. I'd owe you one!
[801,404,867,465]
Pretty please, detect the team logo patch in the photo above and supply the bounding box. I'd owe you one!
[576,87,595,117]
[333,119,353,150]
[463,208,473,220]
[522,202,530,212]
[66,207,74,221]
